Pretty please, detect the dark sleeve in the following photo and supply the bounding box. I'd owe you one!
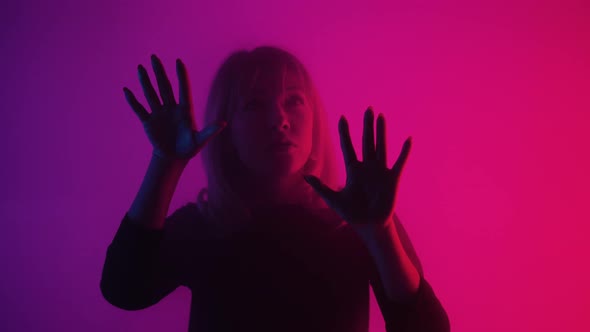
[371,272,450,332]
[99,203,197,310]
[368,213,450,331]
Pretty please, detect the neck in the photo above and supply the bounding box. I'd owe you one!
[241,170,306,209]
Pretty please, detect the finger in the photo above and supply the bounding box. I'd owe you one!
[138,64,162,111]
[176,59,193,107]
[303,175,339,208]
[376,113,387,168]
[194,121,228,147]
[123,87,150,122]
[339,116,358,166]
[177,59,197,129]
[363,107,376,162]
[391,137,412,175]
[151,54,176,107]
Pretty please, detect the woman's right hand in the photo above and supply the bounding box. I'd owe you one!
[123,54,227,162]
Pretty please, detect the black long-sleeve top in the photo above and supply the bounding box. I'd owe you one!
[100,203,449,331]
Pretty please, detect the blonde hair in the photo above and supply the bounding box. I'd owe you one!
[195,45,344,234]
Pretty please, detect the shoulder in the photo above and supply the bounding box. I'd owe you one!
[164,202,208,240]
[173,202,200,217]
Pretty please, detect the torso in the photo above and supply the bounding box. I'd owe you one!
[180,204,373,331]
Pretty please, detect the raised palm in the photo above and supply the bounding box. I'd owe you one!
[123,54,226,161]
[304,107,412,230]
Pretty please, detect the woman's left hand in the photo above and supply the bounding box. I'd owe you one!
[304,107,412,231]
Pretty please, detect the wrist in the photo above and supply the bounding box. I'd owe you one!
[351,218,395,242]
[151,152,190,170]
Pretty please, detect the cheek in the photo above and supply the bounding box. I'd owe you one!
[232,124,264,158]
[299,113,314,149]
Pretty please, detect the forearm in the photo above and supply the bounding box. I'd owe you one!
[354,219,421,302]
[100,213,178,310]
[128,153,188,230]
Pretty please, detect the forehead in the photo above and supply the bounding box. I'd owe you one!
[240,61,305,98]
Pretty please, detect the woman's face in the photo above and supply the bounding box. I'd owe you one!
[230,66,313,182]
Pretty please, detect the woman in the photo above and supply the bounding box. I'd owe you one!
[100,46,450,331]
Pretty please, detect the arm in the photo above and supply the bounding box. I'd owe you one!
[362,213,450,331]
[127,153,189,230]
[100,153,192,310]
[100,203,198,310]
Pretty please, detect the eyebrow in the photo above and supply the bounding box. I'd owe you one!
[286,86,303,91]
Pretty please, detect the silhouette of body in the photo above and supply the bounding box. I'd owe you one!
[101,202,449,331]
[101,47,450,331]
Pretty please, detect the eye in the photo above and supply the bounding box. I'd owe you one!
[286,95,305,107]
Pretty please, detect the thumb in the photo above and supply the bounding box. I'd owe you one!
[195,121,227,146]
[303,175,339,207]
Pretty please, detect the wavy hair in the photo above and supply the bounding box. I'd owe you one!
[195,45,344,234]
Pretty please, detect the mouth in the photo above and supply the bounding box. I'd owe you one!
[268,140,296,149]
[268,142,296,152]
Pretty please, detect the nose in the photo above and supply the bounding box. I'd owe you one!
[269,103,290,131]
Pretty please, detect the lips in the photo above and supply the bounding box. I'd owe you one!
[268,139,296,150]
[269,144,295,152]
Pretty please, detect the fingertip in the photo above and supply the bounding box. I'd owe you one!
[339,116,349,130]
[137,64,147,77]
[176,59,181,73]
[339,115,346,125]
[123,87,132,101]
[151,54,160,67]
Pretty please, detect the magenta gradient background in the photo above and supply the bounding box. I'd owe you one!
[1,0,589,331]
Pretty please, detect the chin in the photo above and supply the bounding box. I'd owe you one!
[262,164,303,177]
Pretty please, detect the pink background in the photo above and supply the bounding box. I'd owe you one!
[1,0,588,331]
